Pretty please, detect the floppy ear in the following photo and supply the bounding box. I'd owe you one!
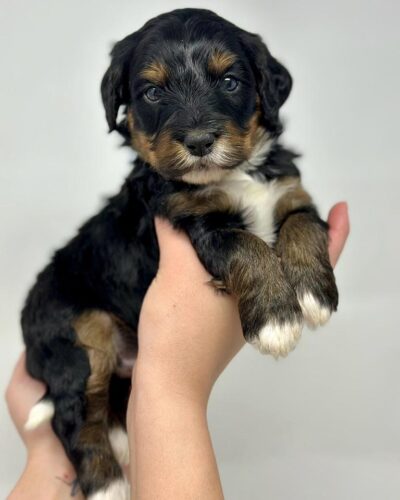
[240,32,292,135]
[101,33,138,132]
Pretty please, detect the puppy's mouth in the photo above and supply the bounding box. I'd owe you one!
[181,139,243,170]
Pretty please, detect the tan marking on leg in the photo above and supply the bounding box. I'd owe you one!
[273,178,325,285]
[220,230,303,356]
[273,181,338,326]
[74,311,117,397]
[273,177,313,223]
[73,311,122,495]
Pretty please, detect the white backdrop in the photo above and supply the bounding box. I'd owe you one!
[1,1,399,498]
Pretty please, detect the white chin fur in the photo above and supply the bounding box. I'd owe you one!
[25,400,55,430]
[87,478,130,500]
[109,427,130,466]
[299,292,331,328]
[251,321,303,358]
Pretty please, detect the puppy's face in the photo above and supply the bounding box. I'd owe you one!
[102,9,292,184]
[127,42,262,185]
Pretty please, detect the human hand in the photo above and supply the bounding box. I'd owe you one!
[135,201,349,403]
[6,353,82,499]
[135,217,245,405]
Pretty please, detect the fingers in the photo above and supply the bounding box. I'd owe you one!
[6,352,46,434]
[8,352,45,396]
[327,202,350,267]
[7,352,27,386]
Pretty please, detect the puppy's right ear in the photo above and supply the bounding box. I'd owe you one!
[239,31,292,136]
[101,33,137,132]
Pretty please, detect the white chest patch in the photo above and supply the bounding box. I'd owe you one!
[218,170,293,245]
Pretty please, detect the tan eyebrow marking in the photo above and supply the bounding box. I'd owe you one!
[208,50,236,75]
[140,61,168,85]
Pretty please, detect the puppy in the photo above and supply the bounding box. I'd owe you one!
[22,8,338,499]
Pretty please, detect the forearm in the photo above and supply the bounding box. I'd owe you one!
[129,361,224,500]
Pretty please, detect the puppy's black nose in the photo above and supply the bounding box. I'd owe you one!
[184,132,215,156]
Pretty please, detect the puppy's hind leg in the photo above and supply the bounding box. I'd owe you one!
[72,311,130,500]
[26,311,130,499]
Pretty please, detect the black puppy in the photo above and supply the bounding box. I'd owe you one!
[22,8,338,499]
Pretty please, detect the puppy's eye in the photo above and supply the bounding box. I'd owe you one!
[222,76,239,92]
[144,86,162,102]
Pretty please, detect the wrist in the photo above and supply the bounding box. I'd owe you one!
[128,361,222,500]
[132,356,212,410]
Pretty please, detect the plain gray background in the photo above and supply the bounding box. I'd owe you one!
[1,0,399,498]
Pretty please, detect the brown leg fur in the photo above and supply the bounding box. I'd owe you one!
[223,230,304,350]
[167,189,305,357]
[72,311,128,497]
[274,178,338,326]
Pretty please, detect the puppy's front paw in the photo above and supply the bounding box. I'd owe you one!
[276,212,339,330]
[295,265,339,329]
[247,286,304,358]
[298,291,332,328]
[251,319,303,358]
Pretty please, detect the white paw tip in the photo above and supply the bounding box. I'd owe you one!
[251,321,303,358]
[299,292,331,327]
[25,400,55,430]
[88,478,130,500]
[109,427,130,466]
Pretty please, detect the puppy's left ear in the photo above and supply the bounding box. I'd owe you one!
[240,32,292,135]
[101,33,138,132]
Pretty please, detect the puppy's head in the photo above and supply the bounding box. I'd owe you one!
[101,9,292,184]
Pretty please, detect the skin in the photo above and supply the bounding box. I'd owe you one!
[6,202,349,499]
[5,352,85,500]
